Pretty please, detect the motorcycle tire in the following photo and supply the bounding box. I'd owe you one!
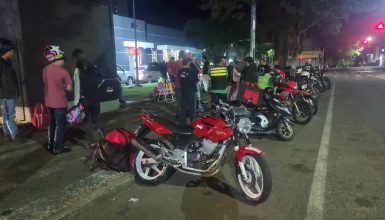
[310,84,321,100]
[235,154,272,204]
[276,118,294,141]
[318,81,326,93]
[134,140,175,186]
[292,100,313,125]
[323,77,331,90]
[305,96,318,115]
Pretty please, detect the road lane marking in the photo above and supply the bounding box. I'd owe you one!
[305,84,335,220]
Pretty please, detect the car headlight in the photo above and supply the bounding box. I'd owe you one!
[237,118,253,134]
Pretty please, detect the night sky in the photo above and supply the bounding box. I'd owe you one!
[132,0,210,29]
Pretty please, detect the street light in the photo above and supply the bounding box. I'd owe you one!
[367,36,373,41]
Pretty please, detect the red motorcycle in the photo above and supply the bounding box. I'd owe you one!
[274,71,316,125]
[126,111,272,203]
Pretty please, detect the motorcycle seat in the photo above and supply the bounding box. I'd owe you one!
[152,116,193,135]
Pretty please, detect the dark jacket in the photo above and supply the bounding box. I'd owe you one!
[79,65,101,105]
[0,58,19,99]
[241,63,259,83]
[203,60,210,75]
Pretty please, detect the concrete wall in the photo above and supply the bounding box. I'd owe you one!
[19,0,117,105]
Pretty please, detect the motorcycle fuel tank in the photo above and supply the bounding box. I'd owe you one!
[192,116,233,142]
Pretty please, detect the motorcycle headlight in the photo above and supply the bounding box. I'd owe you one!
[301,84,307,90]
[237,118,253,134]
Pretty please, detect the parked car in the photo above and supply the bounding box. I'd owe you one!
[116,65,135,85]
[139,62,162,83]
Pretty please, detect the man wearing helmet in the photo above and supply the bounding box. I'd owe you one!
[0,38,19,140]
[43,45,73,154]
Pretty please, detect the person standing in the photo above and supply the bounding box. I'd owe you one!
[43,45,73,154]
[241,56,259,83]
[178,57,198,125]
[0,38,19,140]
[167,56,176,83]
[201,55,210,92]
[174,50,185,119]
[209,56,228,105]
[72,49,105,148]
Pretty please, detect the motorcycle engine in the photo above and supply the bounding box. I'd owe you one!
[187,138,219,166]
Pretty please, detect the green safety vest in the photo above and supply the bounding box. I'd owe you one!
[210,66,227,94]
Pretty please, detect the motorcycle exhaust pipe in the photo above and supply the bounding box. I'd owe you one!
[130,137,169,164]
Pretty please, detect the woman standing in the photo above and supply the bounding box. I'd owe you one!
[72,49,104,147]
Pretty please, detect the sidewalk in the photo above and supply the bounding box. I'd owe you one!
[0,100,177,219]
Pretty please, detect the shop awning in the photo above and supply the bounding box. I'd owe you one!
[297,50,322,59]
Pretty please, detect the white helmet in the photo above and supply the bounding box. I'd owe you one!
[256,114,269,128]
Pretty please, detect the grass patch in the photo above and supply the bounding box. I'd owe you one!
[122,83,157,101]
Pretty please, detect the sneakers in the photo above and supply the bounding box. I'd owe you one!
[52,147,71,155]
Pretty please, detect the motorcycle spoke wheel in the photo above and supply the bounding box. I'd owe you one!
[236,155,272,203]
[276,119,294,141]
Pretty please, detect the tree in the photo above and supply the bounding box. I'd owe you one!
[201,0,382,65]
[184,17,249,58]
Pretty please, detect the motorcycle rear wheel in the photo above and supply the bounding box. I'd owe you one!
[235,155,272,204]
[134,140,174,185]
[292,100,313,125]
[276,118,294,141]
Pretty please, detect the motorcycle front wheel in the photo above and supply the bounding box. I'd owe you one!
[276,118,294,141]
[305,96,318,115]
[323,77,331,90]
[292,100,313,125]
[134,140,174,185]
[235,154,272,204]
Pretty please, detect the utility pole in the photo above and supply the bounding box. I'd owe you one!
[133,0,139,86]
[250,0,256,59]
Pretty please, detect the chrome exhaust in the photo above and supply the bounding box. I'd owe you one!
[130,138,169,165]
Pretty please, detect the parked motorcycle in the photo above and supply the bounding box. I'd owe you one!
[273,73,315,124]
[315,66,331,90]
[216,88,294,141]
[129,111,272,203]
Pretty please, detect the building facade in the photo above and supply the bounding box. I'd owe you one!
[113,15,202,71]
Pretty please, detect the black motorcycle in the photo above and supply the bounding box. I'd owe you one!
[217,88,294,141]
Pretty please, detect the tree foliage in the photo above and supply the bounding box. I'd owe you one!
[200,0,382,65]
[184,17,248,58]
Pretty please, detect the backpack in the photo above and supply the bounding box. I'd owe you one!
[31,103,50,129]
[66,103,85,125]
[88,128,136,172]
[238,82,263,106]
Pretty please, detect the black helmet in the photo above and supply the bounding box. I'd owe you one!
[0,38,15,56]
[263,87,274,100]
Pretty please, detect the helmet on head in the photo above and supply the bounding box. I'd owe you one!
[273,72,283,84]
[0,38,15,55]
[44,45,64,62]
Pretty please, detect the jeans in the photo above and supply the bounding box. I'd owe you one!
[180,91,196,125]
[210,93,227,106]
[82,103,105,144]
[48,107,67,151]
[1,99,18,138]
[175,87,182,117]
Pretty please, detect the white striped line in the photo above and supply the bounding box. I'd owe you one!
[306,84,335,220]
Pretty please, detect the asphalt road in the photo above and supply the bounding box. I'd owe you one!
[69,67,385,220]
